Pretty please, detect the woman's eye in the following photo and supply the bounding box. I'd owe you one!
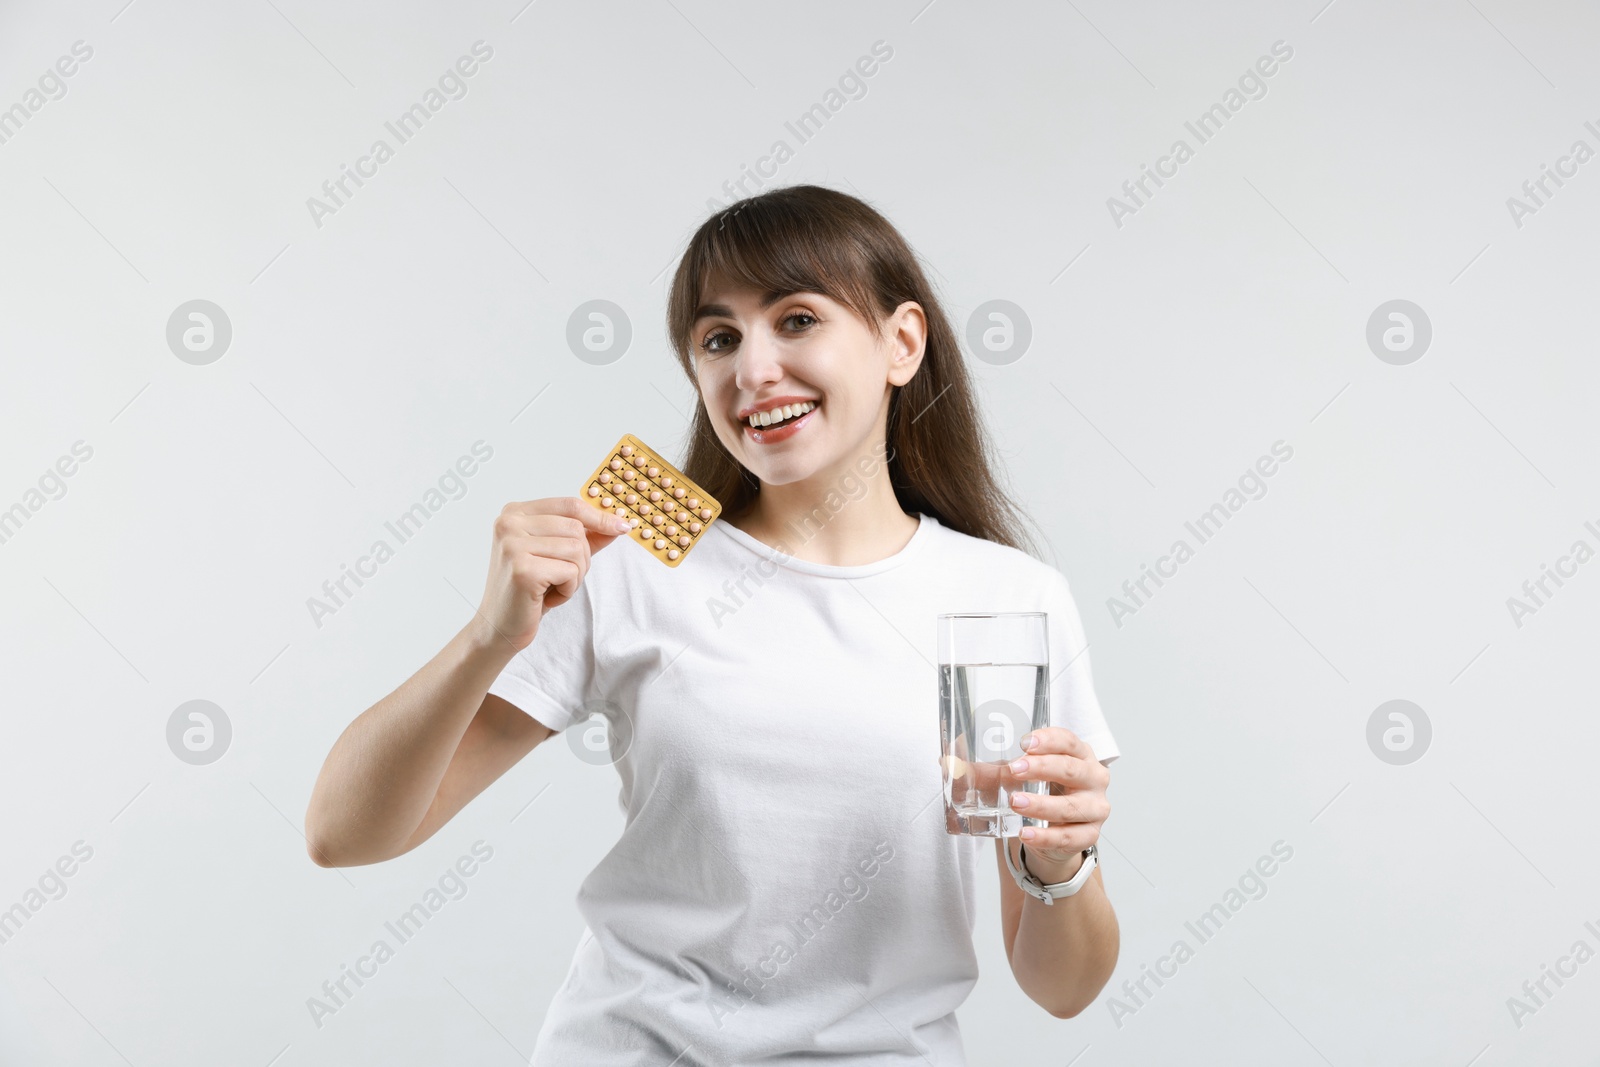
[785,312,817,330]
[700,330,734,354]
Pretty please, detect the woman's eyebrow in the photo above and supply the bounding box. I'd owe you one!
[691,289,801,325]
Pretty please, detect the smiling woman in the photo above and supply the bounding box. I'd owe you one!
[472,186,1123,1057]
[306,183,1123,1066]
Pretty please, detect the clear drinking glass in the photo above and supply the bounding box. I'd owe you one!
[937,612,1050,837]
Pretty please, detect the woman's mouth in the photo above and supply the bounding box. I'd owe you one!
[743,400,819,444]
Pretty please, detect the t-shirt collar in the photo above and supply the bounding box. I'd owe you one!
[713,511,936,578]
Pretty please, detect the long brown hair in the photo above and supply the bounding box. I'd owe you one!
[665,184,1040,557]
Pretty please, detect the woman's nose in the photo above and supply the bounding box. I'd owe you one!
[733,330,783,390]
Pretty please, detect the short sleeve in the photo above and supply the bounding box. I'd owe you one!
[484,579,597,734]
[1045,570,1120,765]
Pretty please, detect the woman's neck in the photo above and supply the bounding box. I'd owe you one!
[726,454,918,567]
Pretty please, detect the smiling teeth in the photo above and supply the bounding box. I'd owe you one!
[748,400,816,428]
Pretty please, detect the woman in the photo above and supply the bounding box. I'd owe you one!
[306,185,1121,1064]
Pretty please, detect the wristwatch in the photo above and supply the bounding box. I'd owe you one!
[1005,838,1098,905]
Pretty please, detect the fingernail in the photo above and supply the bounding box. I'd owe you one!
[1022,734,1038,751]
[1010,758,1028,774]
[1012,793,1030,808]
[613,519,631,532]
[1020,827,1036,840]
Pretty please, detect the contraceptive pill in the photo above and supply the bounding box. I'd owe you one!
[581,434,722,568]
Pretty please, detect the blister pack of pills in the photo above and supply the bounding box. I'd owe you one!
[580,434,722,567]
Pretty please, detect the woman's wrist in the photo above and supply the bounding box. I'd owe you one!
[1021,843,1087,885]
[457,610,521,669]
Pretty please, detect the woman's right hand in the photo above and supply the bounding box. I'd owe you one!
[479,497,632,651]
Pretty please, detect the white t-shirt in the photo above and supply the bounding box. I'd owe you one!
[487,510,1119,1065]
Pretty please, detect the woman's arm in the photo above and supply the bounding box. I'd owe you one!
[994,730,1119,1017]
[996,834,1119,1017]
[304,615,550,867]
[304,496,628,867]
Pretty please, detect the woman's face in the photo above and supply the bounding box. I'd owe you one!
[689,283,924,491]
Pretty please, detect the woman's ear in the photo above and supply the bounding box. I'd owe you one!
[886,301,928,386]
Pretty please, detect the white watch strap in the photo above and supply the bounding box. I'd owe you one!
[1006,839,1097,905]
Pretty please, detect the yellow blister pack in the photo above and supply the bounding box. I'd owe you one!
[580,434,722,567]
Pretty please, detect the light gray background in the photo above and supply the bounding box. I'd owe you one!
[1,0,1595,1064]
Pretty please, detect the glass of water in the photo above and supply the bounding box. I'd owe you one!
[937,612,1050,837]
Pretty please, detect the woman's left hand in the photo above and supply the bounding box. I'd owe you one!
[1006,727,1110,876]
